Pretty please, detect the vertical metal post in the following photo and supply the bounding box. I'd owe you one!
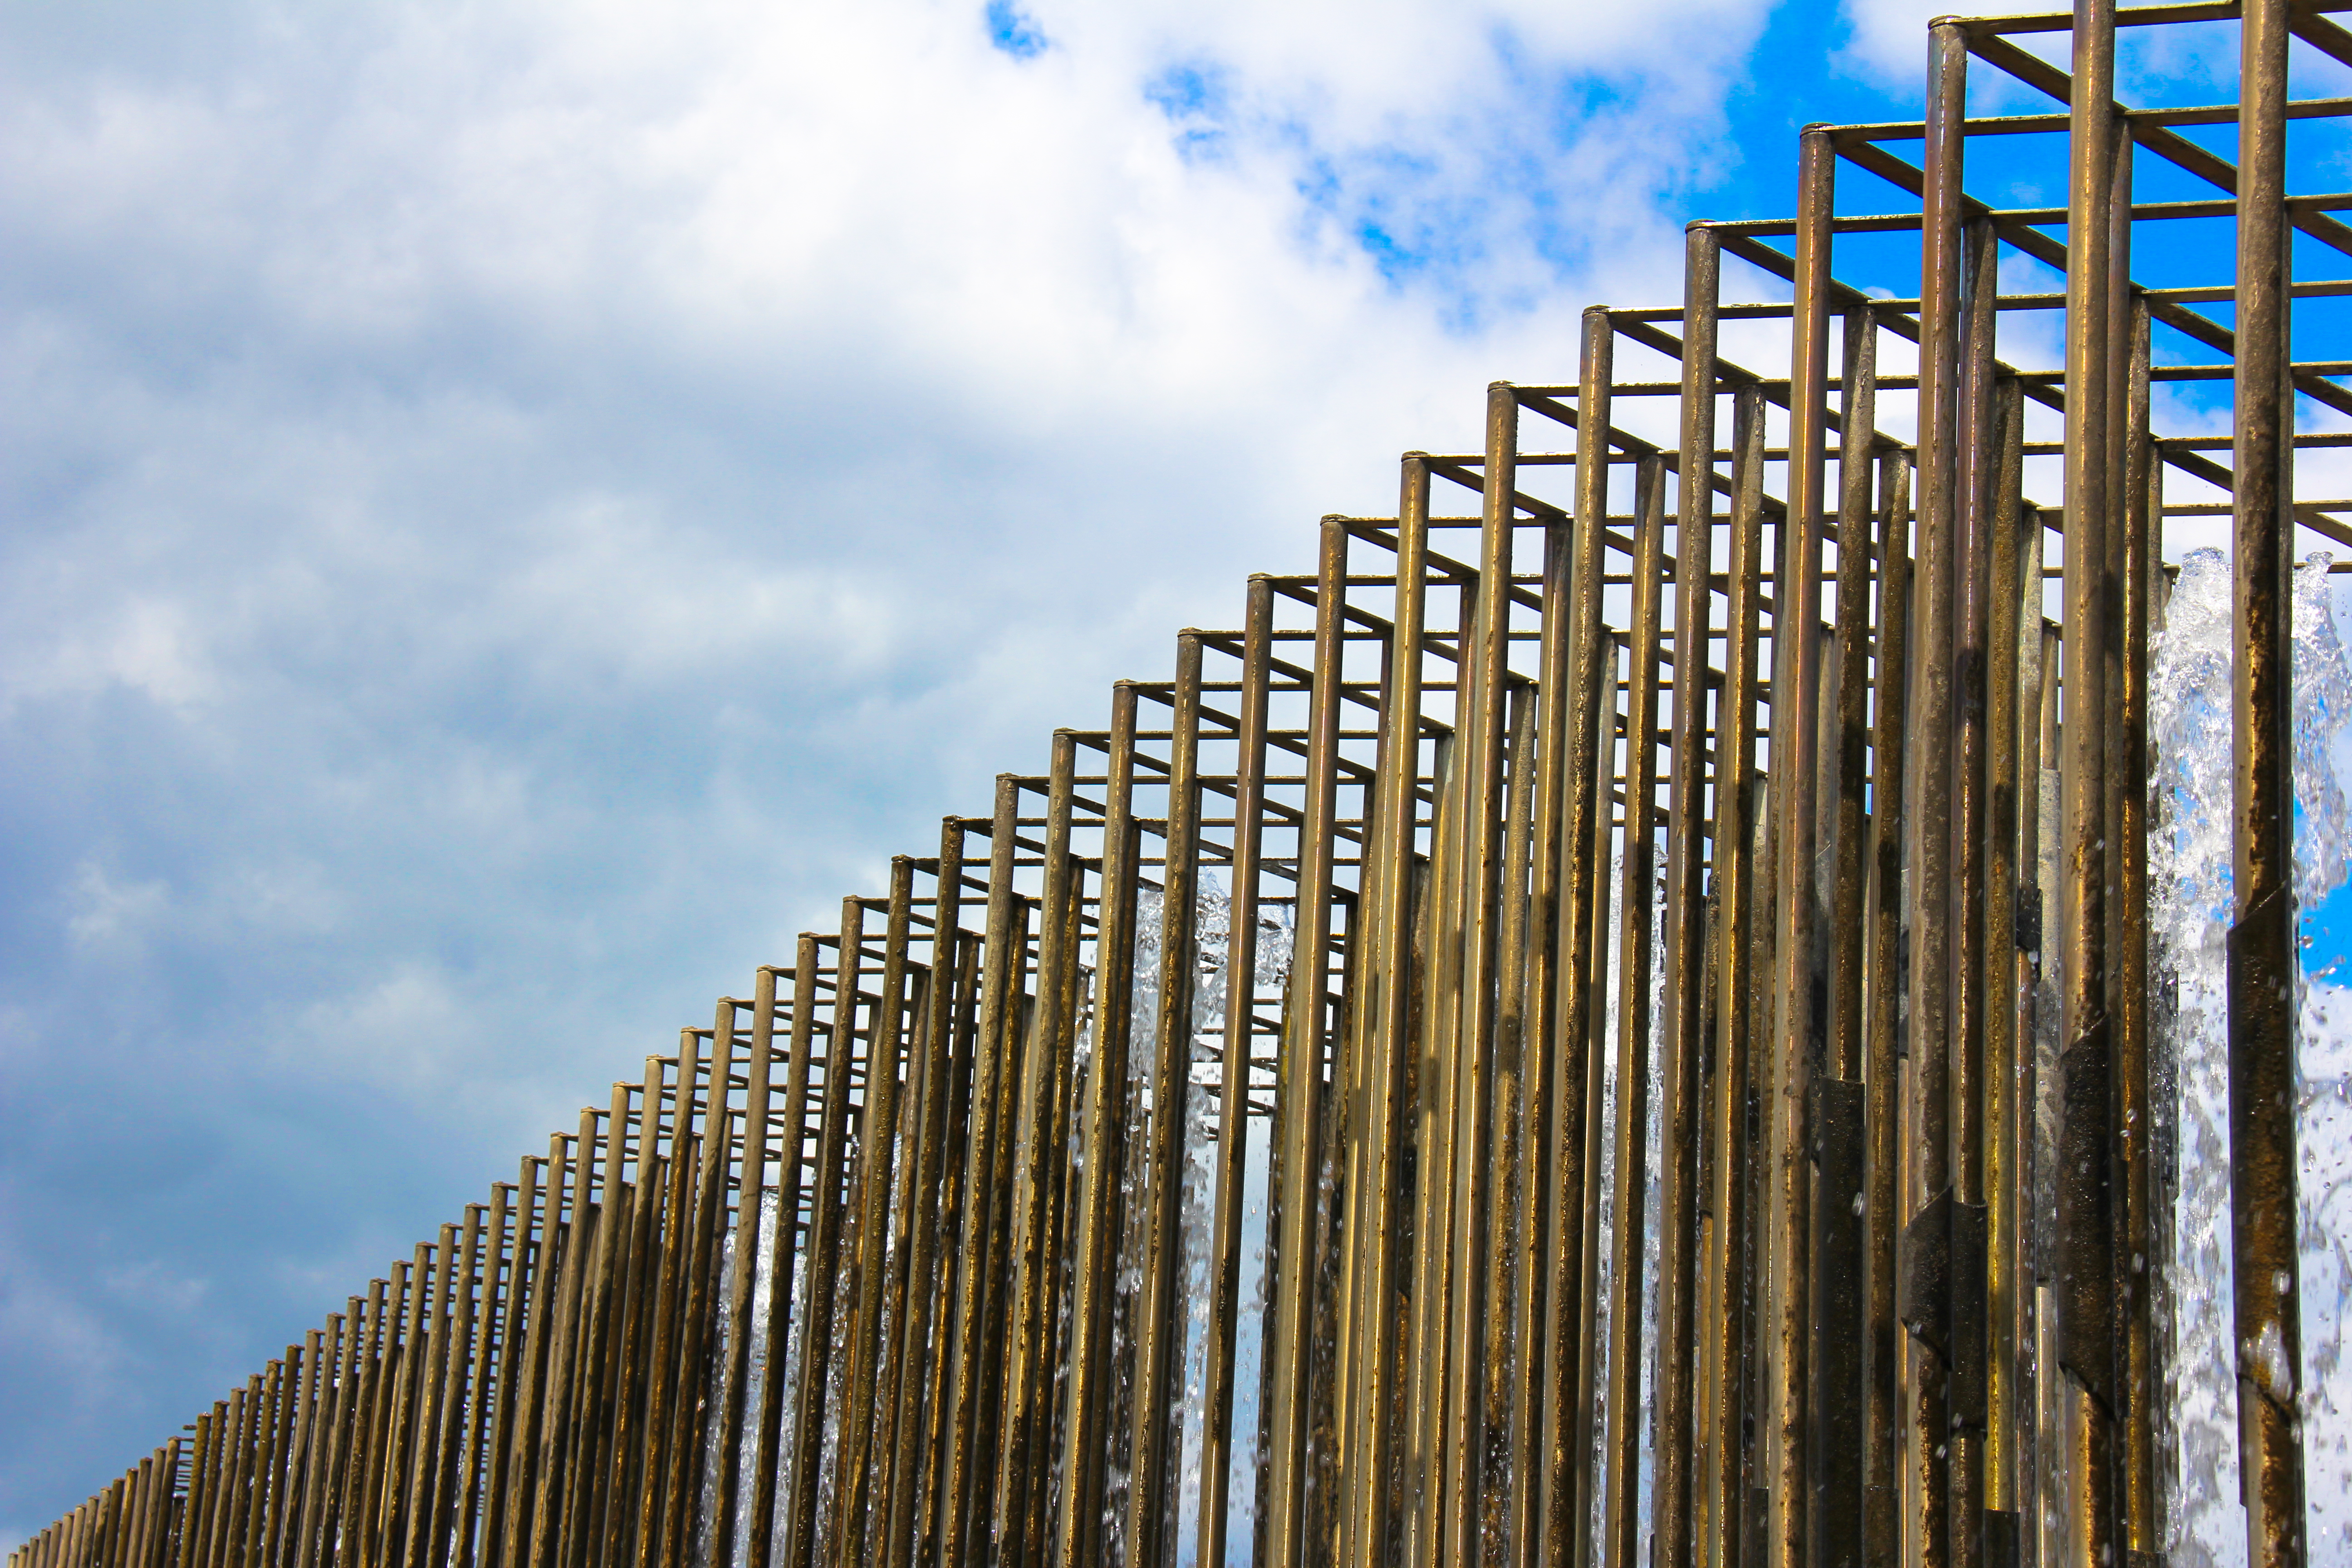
[1545,308,1614,1568]
[837,858,916,1568]
[785,901,867,1568]
[2058,5,2120,1568]
[999,736,1080,1567]
[1343,457,1434,1568]
[1055,683,1144,1568]
[1199,579,1275,1568]
[1602,455,1668,1568]
[2230,2,2310,1564]
[883,821,967,1568]
[1770,121,1835,1568]
[1126,639,1205,1568]
[1438,383,1519,1568]
[1653,224,1721,1568]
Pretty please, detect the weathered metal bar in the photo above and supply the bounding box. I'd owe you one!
[1407,541,1474,1568]
[336,1282,384,1568]
[561,1104,618,1568]
[2230,2,2312,1564]
[784,900,867,1568]
[1981,373,2028,1563]
[265,1347,302,1568]
[485,1156,544,1568]
[942,775,1024,1567]
[1699,381,1768,1568]
[1601,453,1667,1568]
[2010,532,2051,1568]
[1124,637,1204,1568]
[1486,666,1540,1563]
[1266,516,1350,1566]
[658,1005,729,1568]
[399,1229,456,1568]
[998,740,1079,1566]
[598,1090,661,1568]
[883,823,967,1568]
[529,1129,590,1568]
[2102,113,2157,1568]
[1546,308,1614,1568]
[745,939,820,1568]
[419,1205,482,1568]
[1440,381,1520,1566]
[1339,456,1432,1568]
[1198,578,1275,1568]
[712,950,782,1568]
[362,1262,413,1568]
[311,1301,359,1568]
[1767,119,1834,1568]
[1651,223,1720,1568]
[1812,292,1879,1568]
[914,932,983,1565]
[861,935,932,1568]
[456,1183,512,1568]
[2057,4,2119,1567]
[1907,23,1968,1567]
[618,1064,673,1568]
[834,858,915,1568]
[1053,683,1144,1568]
[1951,201,2003,1568]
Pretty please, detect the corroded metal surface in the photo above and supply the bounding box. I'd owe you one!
[20,5,2334,1567]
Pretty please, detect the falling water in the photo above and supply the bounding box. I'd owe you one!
[1100,884,1166,1561]
[2148,548,2352,1563]
[1175,877,1232,1567]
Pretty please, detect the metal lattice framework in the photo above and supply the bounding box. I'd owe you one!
[16,1,2341,1564]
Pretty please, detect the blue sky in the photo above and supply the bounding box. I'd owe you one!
[5,0,2350,1539]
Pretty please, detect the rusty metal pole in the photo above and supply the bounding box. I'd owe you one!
[1437,383,1519,1568]
[1125,638,1205,1568]
[1700,380,1769,1568]
[1813,293,1880,1568]
[1340,457,1434,1568]
[1982,373,2029,1568]
[1769,121,1835,1568]
[1053,682,1145,1568]
[1652,224,1720,1568]
[1197,579,1275,1568]
[996,737,1079,1567]
[1602,455,1667,1568]
[1543,307,1615,1568]
[2230,1,2311,1563]
[835,857,916,1568]
[2056,4,2121,1567]
[1906,24,1969,1568]
[881,821,968,1568]
[784,901,868,1568]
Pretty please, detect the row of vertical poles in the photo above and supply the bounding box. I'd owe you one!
[19,332,1738,1568]
[9,1032,748,1568]
[23,5,2326,1563]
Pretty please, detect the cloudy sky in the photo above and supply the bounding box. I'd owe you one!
[7,0,2350,1539]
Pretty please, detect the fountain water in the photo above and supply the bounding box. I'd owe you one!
[2150,550,2352,1562]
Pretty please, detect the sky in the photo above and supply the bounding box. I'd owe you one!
[5,0,2351,1542]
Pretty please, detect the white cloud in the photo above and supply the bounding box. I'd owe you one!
[64,862,169,949]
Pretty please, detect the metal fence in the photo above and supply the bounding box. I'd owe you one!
[15,1,2338,1564]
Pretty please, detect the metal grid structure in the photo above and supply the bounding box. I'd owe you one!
[13,1,2341,1564]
